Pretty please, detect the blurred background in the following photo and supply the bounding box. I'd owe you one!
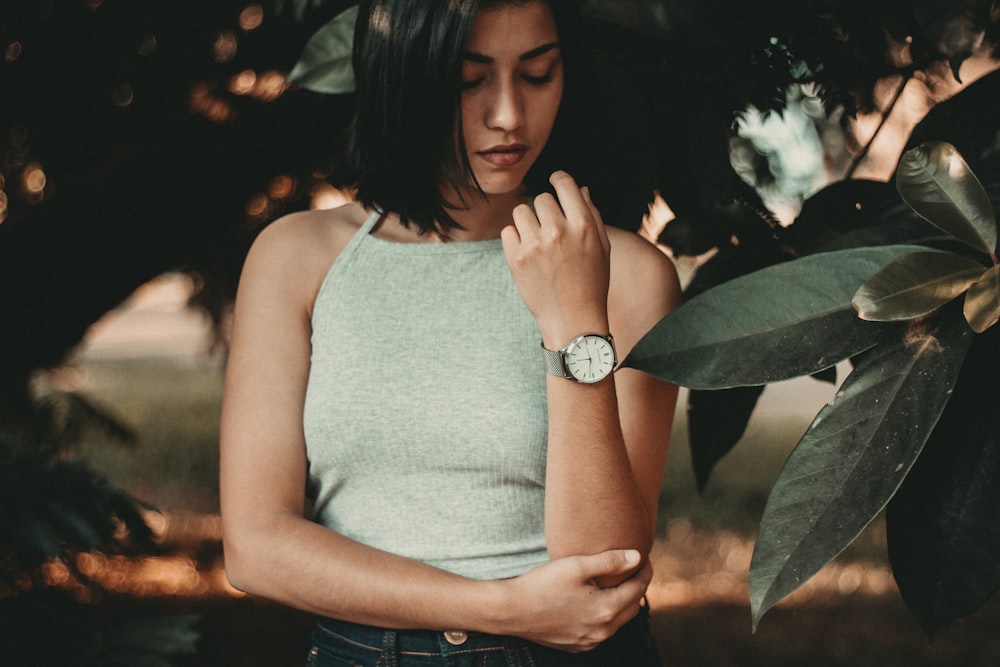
[3,1,1000,665]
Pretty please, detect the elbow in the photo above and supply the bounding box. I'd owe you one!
[547,510,654,562]
[221,521,273,597]
[220,500,309,599]
[547,534,653,565]
[221,536,255,595]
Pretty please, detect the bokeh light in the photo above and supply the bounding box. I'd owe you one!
[188,83,233,123]
[268,174,296,200]
[245,192,273,221]
[4,41,22,63]
[136,33,158,56]
[645,519,895,610]
[239,4,265,31]
[213,29,238,63]
[23,163,47,196]
[228,69,257,95]
[310,182,354,210]
[252,70,288,101]
[113,83,134,108]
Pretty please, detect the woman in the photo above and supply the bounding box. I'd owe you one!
[219,0,681,664]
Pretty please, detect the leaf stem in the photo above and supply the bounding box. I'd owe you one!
[845,72,913,180]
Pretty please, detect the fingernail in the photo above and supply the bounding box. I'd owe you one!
[624,550,640,566]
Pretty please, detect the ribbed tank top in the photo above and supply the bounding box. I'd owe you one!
[303,211,550,580]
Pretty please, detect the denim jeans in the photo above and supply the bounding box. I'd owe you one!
[306,605,661,667]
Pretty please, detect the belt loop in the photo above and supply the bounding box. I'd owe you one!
[383,628,398,667]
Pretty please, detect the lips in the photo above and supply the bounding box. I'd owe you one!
[477,143,528,167]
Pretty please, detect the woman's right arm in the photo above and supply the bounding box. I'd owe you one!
[219,210,649,653]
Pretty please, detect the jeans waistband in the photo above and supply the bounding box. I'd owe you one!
[316,616,513,657]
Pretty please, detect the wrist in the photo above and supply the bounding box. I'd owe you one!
[474,578,518,635]
[539,319,610,351]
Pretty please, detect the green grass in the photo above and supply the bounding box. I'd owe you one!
[74,358,225,515]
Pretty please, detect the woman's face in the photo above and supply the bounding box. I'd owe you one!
[458,1,564,197]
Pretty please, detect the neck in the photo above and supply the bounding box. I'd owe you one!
[442,187,530,242]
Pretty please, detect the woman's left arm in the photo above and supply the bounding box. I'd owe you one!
[502,172,681,581]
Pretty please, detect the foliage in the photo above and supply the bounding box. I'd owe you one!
[0,439,200,665]
[0,378,203,664]
[8,0,993,386]
[0,2,360,659]
[624,141,1000,633]
[0,0,354,392]
[625,245,922,387]
[2,0,999,652]
[0,445,151,571]
[288,5,359,94]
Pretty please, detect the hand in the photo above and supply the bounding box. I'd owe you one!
[501,171,611,348]
[497,549,651,653]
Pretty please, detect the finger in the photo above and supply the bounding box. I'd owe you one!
[575,549,642,581]
[531,191,564,231]
[512,202,539,226]
[500,223,521,256]
[636,561,654,588]
[608,598,644,633]
[510,203,541,242]
[549,171,593,229]
[599,579,647,631]
[581,185,610,250]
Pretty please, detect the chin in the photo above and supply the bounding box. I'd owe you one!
[476,174,529,197]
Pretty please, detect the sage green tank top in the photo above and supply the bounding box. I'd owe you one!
[303,211,550,580]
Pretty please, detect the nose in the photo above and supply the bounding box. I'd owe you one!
[485,78,524,131]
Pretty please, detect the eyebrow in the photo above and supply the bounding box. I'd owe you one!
[463,42,561,64]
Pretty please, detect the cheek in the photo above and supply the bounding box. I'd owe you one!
[538,89,563,138]
[460,97,480,143]
[456,104,472,160]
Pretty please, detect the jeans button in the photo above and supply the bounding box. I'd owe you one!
[443,630,468,645]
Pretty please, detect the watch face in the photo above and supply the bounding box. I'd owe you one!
[565,335,616,384]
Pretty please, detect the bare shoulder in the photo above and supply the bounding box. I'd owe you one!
[606,226,682,355]
[606,226,680,300]
[248,202,369,269]
[240,202,371,308]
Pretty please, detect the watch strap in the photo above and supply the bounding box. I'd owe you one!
[541,344,570,379]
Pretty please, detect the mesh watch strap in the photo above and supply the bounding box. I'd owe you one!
[541,344,568,378]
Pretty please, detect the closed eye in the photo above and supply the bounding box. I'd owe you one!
[522,72,554,86]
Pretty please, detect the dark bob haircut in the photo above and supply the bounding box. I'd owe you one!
[344,0,585,236]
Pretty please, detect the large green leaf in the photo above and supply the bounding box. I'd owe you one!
[887,331,1000,637]
[896,141,997,256]
[622,245,924,389]
[964,264,1000,333]
[749,311,973,629]
[288,5,358,94]
[853,250,986,321]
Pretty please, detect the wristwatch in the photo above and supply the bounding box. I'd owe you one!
[542,334,617,384]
